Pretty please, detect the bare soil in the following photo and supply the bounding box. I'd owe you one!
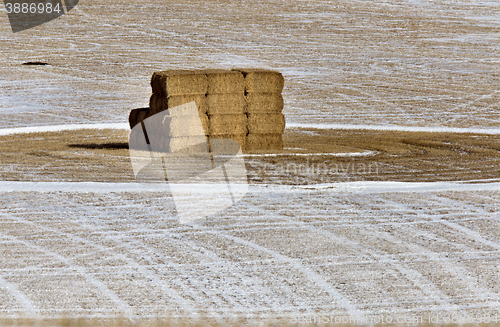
[1,128,499,184]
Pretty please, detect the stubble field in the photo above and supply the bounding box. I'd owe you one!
[1,0,500,326]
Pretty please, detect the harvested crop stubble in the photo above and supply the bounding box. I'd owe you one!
[247,113,286,134]
[207,94,245,115]
[209,134,247,152]
[233,68,284,93]
[209,114,248,136]
[206,69,245,94]
[245,93,284,113]
[151,70,208,97]
[246,133,284,151]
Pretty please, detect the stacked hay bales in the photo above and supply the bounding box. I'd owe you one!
[205,69,248,150]
[129,69,285,153]
[234,68,285,151]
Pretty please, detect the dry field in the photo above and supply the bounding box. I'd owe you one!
[2,0,500,325]
[1,0,500,129]
[0,128,500,327]
[0,128,499,184]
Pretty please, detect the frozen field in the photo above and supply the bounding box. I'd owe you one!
[1,0,500,325]
[1,0,500,128]
[1,181,500,324]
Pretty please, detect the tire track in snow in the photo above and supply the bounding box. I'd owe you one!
[425,193,500,252]
[0,275,39,316]
[238,189,466,312]
[0,231,133,316]
[359,193,500,307]
[202,228,365,317]
[2,195,278,315]
[0,210,194,314]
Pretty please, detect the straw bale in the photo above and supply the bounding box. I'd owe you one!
[207,94,245,115]
[247,113,286,134]
[246,133,284,151]
[205,69,244,94]
[143,102,208,136]
[167,95,208,115]
[129,107,150,129]
[151,70,208,97]
[156,135,209,154]
[157,113,209,137]
[162,114,207,138]
[137,110,149,126]
[200,113,209,135]
[149,94,167,115]
[209,134,246,152]
[245,94,284,113]
[232,68,284,93]
[208,114,247,136]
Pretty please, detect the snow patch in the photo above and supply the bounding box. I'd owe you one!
[286,123,500,135]
[0,123,129,136]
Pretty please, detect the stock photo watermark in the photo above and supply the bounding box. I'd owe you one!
[4,0,79,32]
[129,101,248,224]
[290,311,500,325]
[258,158,379,182]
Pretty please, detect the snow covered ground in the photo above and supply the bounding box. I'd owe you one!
[0,181,500,323]
[1,0,500,128]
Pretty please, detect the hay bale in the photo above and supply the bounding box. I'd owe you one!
[136,110,150,126]
[245,94,284,113]
[129,108,150,129]
[155,135,209,154]
[151,70,208,97]
[143,102,209,137]
[208,114,247,136]
[232,68,284,93]
[209,134,246,152]
[246,133,284,151]
[167,95,208,115]
[207,94,245,115]
[247,113,286,134]
[200,113,209,136]
[162,113,208,138]
[206,69,244,94]
[149,94,167,115]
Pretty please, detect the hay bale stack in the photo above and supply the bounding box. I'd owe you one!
[204,70,246,150]
[205,69,245,94]
[209,114,248,136]
[151,70,208,97]
[206,94,245,115]
[246,133,284,151]
[232,69,285,152]
[149,70,210,145]
[247,113,285,134]
[129,68,285,153]
[234,68,284,94]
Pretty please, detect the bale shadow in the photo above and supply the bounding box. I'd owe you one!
[68,143,129,150]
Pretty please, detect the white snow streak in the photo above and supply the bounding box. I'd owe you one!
[1,181,498,194]
[287,123,500,135]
